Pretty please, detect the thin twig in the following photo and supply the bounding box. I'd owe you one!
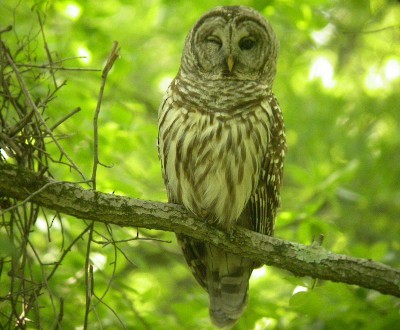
[91,41,120,190]
[0,25,13,34]
[0,179,90,216]
[6,110,34,137]
[341,24,400,35]
[0,131,23,158]
[83,227,94,330]
[46,225,93,281]
[3,44,87,181]
[82,41,120,329]
[93,227,120,311]
[13,63,102,72]
[0,181,58,214]
[93,237,172,246]
[36,11,57,88]
[27,239,59,323]
[93,293,127,329]
[50,107,81,131]
[54,298,64,330]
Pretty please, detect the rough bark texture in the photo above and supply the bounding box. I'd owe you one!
[1,163,399,297]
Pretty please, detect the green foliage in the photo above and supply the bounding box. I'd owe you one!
[1,0,399,329]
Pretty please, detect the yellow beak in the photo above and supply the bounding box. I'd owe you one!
[227,54,234,72]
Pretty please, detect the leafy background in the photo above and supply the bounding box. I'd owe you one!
[1,0,399,329]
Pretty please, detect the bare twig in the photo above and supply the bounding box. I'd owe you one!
[2,43,87,181]
[6,110,34,137]
[46,225,93,282]
[50,107,81,131]
[0,181,59,213]
[55,298,64,330]
[82,42,120,328]
[342,24,400,35]
[37,11,57,87]
[91,41,120,190]
[93,237,172,246]
[83,259,94,330]
[14,63,101,72]
[0,25,13,34]
[93,293,127,329]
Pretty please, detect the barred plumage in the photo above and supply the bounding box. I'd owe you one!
[158,6,285,328]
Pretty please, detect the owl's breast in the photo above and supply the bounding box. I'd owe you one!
[159,102,271,230]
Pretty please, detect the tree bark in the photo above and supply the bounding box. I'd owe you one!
[1,163,399,297]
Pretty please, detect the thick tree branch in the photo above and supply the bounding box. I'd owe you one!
[1,163,399,297]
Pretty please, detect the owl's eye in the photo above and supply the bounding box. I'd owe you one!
[239,37,256,50]
[206,35,222,48]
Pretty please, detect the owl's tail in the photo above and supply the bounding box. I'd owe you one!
[206,245,253,329]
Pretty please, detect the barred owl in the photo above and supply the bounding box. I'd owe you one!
[158,6,285,328]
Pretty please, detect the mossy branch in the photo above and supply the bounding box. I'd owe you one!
[1,163,399,297]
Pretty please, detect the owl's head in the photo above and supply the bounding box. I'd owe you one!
[180,6,279,85]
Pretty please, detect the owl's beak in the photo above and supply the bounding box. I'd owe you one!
[227,54,234,72]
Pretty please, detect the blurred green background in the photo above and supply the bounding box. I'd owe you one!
[1,0,399,329]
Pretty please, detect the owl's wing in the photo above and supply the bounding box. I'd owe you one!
[249,91,286,237]
[158,92,209,291]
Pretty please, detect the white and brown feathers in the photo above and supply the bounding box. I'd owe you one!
[158,6,285,328]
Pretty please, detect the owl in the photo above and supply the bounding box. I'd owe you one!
[158,6,286,328]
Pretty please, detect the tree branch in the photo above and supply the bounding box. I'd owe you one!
[0,163,399,297]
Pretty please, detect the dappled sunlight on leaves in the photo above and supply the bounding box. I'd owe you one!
[0,0,399,328]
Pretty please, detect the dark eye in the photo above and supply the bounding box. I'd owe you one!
[206,35,222,48]
[239,37,256,50]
